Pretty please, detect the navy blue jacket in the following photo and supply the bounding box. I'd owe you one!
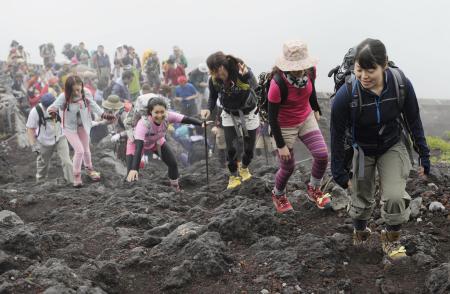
[330,69,430,188]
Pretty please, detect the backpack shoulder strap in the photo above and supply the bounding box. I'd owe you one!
[346,74,363,143]
[35,104,46,137]
[143,116,153,129]
[388,67,407,111]
[35,104,46,127]
[389,67,418,157]
[272,72,288,104]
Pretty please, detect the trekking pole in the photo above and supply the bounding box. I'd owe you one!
[203,120,209,186]
[261,128,269,165]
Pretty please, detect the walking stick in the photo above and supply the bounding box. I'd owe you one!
[261,124,269,165]
[203,120,209,186]
[261,132,269,165]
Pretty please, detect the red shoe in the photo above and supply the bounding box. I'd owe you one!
[306,184,331,210]
[272,190,293,213]
[139,160,145,169]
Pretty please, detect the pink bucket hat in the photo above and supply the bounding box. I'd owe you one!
[275,40,318,71]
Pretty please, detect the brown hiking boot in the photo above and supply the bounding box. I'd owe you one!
[381,230,407,260]
[353,228,372,246]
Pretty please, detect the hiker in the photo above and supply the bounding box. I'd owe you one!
[16,45,29,64]
[174,75,199,117]
[12,73,26,94]
[47,75,116,187]
[330,38,431,259]
[123,92,161,162]
[114,45,127,65]
[75,42,90,66]
[26,93,73,183]
[112,59,123,82]
[267,40,329,212]
[188,63,209,112]
[111,70,133,101]
[143,49,161,92]
[81,71,98,97]
[164,56,185,86]
[125,97,203,192]
[92,45,111,84]
[28,83,49,109]
[127,46,141,70]
[122,58,141,101]
[173,46,188,68]
[101,95,129,161]
[200,52,258,189]
[39,43,56,67]
[62,43,76,61]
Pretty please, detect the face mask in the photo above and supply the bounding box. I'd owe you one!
[284,72,308,88]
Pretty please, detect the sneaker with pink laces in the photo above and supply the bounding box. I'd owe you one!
[306,184,331,210]
[271,190,293,213]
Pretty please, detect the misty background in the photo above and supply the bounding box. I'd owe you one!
[1,0,449,99]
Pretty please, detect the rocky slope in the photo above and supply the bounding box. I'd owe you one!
[0,78,449,293]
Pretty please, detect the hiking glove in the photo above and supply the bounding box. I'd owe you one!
[111,133,121,143]
[420,156,430,175]
[101,112,116,121]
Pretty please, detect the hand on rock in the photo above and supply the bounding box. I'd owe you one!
[127,170,139,182]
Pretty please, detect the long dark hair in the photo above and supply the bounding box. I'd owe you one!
[64,75,87,111]
[206,51,243,82]
[354,38,388,70]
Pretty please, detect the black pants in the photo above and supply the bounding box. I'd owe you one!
[126,143,179,180]
[223,126,257,173]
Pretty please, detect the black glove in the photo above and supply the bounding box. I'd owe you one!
[420,156,430,175]
[101,112,116,121]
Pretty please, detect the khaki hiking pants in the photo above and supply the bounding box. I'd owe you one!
[36,137,73,183]
[348,140,412,225]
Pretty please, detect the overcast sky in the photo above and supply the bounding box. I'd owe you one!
[1,0,449,99]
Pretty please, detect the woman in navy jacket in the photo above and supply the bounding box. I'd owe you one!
[330,38,430,260]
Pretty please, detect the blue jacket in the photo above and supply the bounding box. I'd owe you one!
[112,79,130,101]
[330,69,430,187]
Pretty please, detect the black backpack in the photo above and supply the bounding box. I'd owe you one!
[35,104,61,137]
[328,47,356,98]
[255,69,316,122]
[254,72,287,122]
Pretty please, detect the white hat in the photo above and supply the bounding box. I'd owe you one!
[198,63,208,73]
[275,40,318,71]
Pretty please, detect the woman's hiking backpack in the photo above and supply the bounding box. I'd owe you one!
[328,47,356,99]
[254,72,287,122]
[254,68,316,122]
